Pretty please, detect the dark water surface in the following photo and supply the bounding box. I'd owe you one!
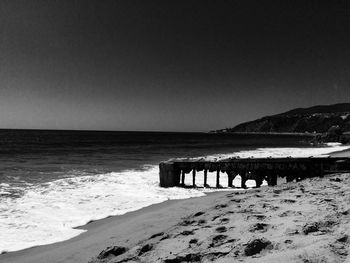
[0,129,311,187]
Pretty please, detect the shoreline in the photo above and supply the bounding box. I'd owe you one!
[0,191,228,263]
[210,131,319,136]
[329,147,350,157]
[4,172,350,263]
[1,145,350,262]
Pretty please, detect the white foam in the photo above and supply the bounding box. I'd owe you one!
[198,143,350,161]
[0,166,206,253]
[1,144,349,253]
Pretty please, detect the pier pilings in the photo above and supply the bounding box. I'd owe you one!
[159,157,350,188]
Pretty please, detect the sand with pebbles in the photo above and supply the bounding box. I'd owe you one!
[89,172,350,263]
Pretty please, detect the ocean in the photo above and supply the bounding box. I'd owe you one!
[0,129,349,253]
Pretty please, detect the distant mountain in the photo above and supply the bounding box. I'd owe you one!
[217,103,350,133]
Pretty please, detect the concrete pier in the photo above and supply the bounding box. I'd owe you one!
[159,157,350,188]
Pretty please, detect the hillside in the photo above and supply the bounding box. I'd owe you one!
[219,103,350,133]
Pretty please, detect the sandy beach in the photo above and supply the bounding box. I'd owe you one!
[2,165,350,263]
[87,173,350,263]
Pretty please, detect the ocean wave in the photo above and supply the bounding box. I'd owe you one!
[198,143,350,161]
[0,165,206,253]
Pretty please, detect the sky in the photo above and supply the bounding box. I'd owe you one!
[0,0,350,131]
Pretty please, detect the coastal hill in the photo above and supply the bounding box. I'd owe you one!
[217,103,350,133]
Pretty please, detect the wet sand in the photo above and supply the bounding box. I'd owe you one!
[3,171,350,263]
[330,148,350,158]
[0,192,226,263]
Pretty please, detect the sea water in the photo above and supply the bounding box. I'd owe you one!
[0,130,348,253]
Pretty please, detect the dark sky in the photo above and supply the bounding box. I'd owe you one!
[0,0,350,131]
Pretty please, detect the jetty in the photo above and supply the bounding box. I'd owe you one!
[159,157,350,188]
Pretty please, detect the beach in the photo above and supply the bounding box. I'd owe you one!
[2,161,350,262]
[0,131,328,254]
[1,132,349,263]
[1,191,229,263]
